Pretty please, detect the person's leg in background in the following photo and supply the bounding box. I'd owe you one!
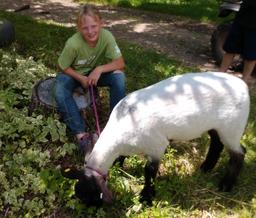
[220,53,236,72]
[242,60,256,83]
[241,28,256,84]
[219,20,242,73]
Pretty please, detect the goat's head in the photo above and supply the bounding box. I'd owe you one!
[61,167,112,206]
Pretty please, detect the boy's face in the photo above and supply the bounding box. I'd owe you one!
[79,15,102,46]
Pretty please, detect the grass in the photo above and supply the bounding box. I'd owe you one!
[77,0,225,23]
[1,4,256,218]
[0,10,189,92]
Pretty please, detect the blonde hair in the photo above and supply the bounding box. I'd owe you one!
[77,5,102,27]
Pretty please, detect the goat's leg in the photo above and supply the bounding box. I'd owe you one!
[113,156,126,167]
[219,148,245,192]
[140,159,159,205]
[200,129,224,172]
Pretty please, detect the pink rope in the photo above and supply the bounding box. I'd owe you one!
[89,85,101,136]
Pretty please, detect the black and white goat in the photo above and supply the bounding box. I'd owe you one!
[62,72,250,206]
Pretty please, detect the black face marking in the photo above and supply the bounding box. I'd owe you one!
[75,175,103,206]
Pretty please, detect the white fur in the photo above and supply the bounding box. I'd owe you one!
[86,72,250,174]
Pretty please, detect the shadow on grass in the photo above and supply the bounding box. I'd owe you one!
[113,116,256,213]
[110,0,220,22]
[116,141,256,213]
[0,11,75,69]
[0,10,191,89]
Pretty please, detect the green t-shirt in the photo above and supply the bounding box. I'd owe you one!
[58,28,122,74]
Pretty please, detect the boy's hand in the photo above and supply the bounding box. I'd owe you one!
[79,75,90,88]
[88,67,102,86]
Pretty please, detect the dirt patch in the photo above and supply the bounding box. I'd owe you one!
[0,0,218,70]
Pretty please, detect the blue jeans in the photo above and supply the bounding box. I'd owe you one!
[55,71,126,134]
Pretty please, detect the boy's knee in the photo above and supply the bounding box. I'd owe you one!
[55,73,74,100]
[113,69,124,74]
[112,70,125,86]
[56,73,75,88]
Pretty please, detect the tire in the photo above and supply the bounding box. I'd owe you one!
[0,20,15,47]
[211,22,231,66]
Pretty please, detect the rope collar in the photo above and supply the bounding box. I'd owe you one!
[86,165,108,182]
[89,85,101,136]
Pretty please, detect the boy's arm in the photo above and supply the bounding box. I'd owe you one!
[88,57,125,86]
[60,66,89,88]
[96,56,125,73]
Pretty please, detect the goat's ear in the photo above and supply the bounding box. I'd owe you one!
[94,176,113,204]
[61,167,84,180]
[101,182,113,204]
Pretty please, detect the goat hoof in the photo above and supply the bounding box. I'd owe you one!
[139,194,153,206]
[200,162,212,173]
[139,186,155,205]
[218,177,234,192]
[113,156,126,167]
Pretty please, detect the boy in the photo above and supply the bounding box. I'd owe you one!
[55,5,126,155]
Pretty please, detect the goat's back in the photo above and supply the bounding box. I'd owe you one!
[100,72,249,158]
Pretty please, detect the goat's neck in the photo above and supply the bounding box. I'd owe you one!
[86,139,120,175]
